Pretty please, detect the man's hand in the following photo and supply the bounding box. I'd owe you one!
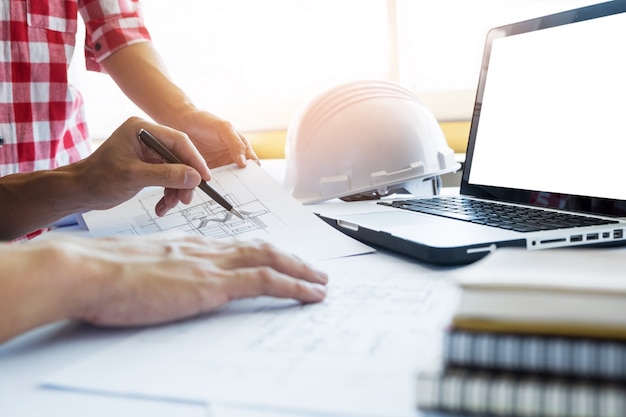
[181,109,260,168]
[0,234,328,343]
[77,117,211,216]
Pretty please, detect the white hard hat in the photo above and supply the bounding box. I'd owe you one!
[284,80,461,204]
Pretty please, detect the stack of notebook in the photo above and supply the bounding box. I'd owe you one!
[417,249,626,417]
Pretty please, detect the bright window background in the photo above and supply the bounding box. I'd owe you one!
[70,0,600,140]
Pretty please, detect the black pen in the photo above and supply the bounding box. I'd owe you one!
[138,128,244,220]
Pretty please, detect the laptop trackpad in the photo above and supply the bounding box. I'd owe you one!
[337,211,518,247]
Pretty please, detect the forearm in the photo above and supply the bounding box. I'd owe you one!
[0,241,89,343]
[101,42,195,131]
[0,234,328,344]
[0,165,87,240]
[103,43,257,169]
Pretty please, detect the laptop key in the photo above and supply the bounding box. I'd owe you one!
[380,197,617,233]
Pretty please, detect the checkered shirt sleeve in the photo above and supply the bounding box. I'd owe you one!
[79,0,151,71]
[1,1,87,176]
[0,0,151,241]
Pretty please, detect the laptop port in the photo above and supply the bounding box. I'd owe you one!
[586,233,599,240]
[540,238,566,244]
[603,232,610,239]
[615,229,624,239]
[570,235,583,242]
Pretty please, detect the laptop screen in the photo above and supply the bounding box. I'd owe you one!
[461,1,626,217]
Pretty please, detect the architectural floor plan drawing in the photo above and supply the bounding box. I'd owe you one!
[81,163,373,261]
[113,188,270,239]
[43,253,459,417]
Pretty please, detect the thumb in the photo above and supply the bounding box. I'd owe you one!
[138,163,203,190]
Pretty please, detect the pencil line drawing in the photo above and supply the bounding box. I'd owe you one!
[113,190,271,238]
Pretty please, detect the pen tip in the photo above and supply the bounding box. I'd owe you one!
[231,208,245,220]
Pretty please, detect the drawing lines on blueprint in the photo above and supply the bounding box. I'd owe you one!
[42,255,455,417]
[132,192,270,238]
[132,268,458,380]
[82,162,369,262]
[117,167,279,238]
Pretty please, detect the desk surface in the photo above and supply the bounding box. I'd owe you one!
[1,161,614,417]
[11,229,623,417]
[0,159,458,417]
[0,250,456,417]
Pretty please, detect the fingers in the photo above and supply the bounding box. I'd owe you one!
[219,267,327,304]
[90,118,209,204]
[132,161,201,190]
[138,122,211,180]
[244,241,328,284]
[155,196,174,217]
[78,235,329,327]
[182,238,330,303]
[178,188,195,204]
[134,236,329,303]
[217,121,259,167]
[179,239,329,285]
[154,188,194,216]
[238,131,260,166]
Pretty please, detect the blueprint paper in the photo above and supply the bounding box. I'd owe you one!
[82,163,372,261]
[42,253,459,417]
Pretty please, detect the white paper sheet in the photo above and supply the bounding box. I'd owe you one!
[82,163,372,261]
[43,253,459,417]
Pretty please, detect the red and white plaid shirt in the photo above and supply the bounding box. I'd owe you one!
[0,0,151,176]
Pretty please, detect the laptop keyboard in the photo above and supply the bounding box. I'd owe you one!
[378,196,617,233]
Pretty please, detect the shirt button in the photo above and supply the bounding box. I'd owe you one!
[95,42,102,51]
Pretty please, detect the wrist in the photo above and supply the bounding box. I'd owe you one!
[163,101,200,134]
[0,239,93,342]
[30,237,116,324]
[0,166,87,240]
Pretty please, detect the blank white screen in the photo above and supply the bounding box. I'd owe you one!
[468,12,626,200]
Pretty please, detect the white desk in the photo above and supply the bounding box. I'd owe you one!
[0,249,459,417]
[0,319,210,416]
[1,160,611,417]
[0,159,461,416]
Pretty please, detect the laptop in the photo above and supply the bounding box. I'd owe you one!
[315,0,626,266]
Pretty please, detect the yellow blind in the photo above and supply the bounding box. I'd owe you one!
[244,121,471,159]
